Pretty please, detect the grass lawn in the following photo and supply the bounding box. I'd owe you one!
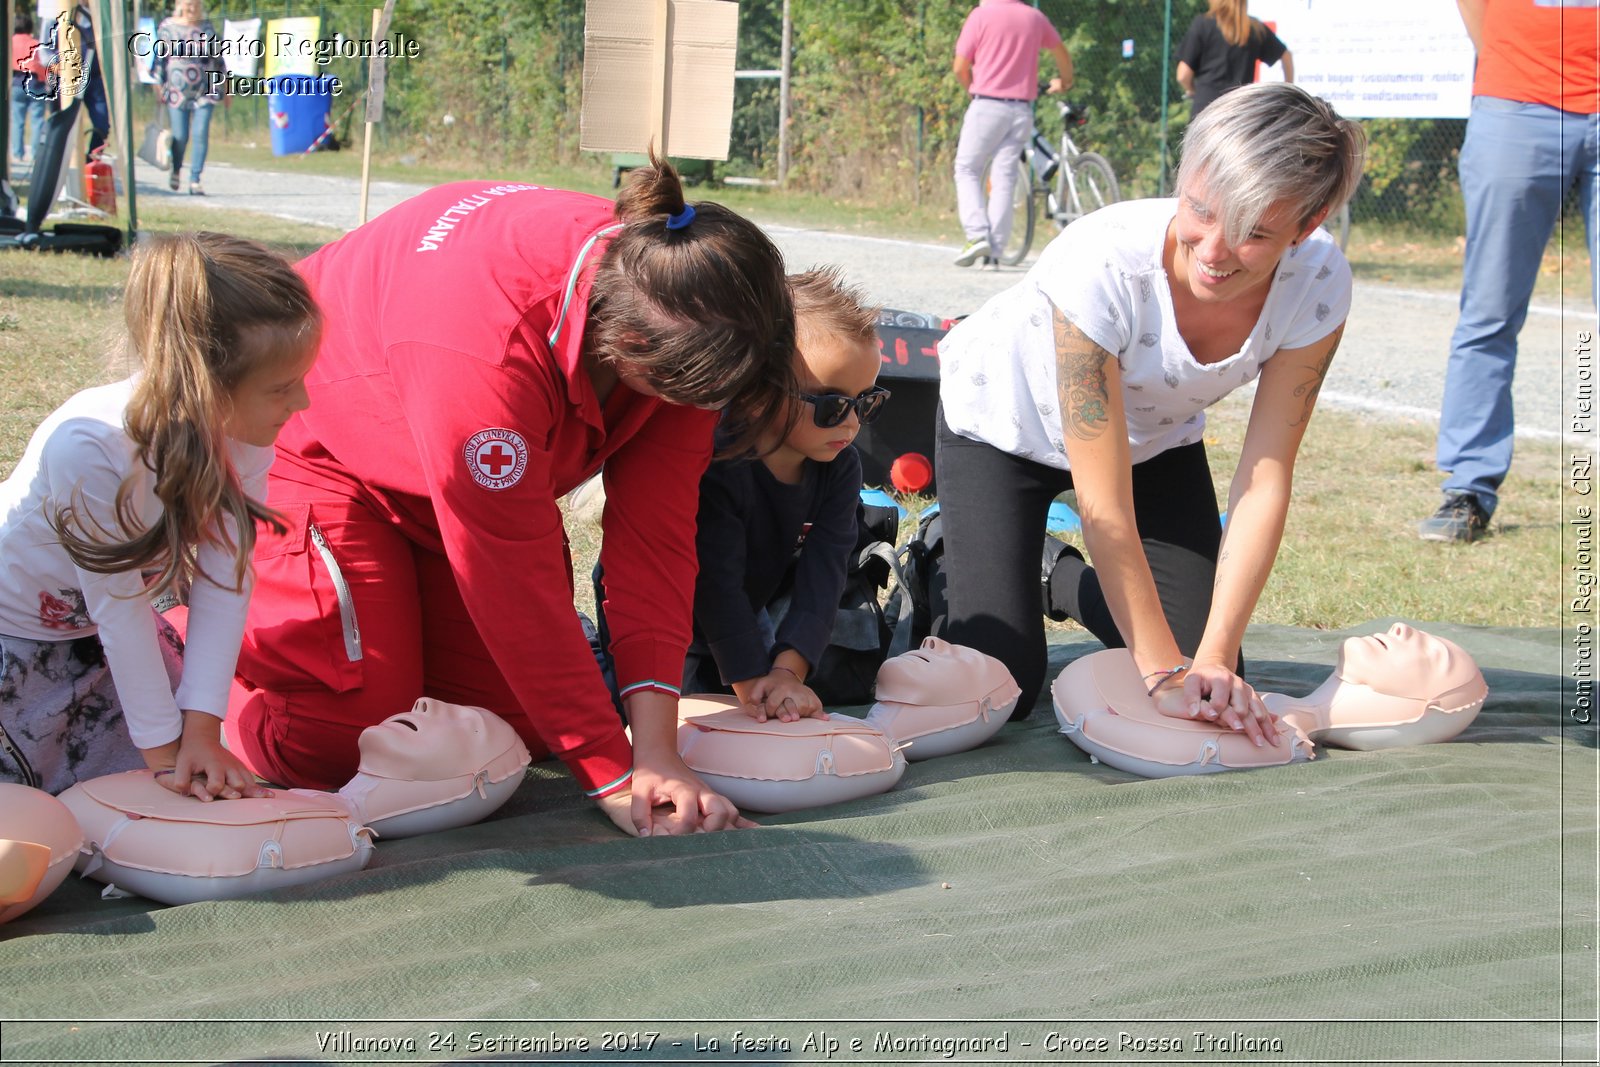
[1,187,1568,634]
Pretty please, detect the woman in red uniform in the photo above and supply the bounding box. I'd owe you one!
[229,159,796,836]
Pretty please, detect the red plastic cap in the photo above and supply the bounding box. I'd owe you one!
[890,452,933,494]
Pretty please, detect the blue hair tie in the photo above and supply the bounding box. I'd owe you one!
[665,204,696,231]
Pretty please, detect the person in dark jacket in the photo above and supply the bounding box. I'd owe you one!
[598,268,883,724]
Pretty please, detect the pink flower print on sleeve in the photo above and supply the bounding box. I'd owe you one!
[38,589,90,631]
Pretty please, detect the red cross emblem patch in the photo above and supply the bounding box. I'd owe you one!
[463,428,528,490]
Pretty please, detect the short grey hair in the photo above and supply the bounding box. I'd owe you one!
[1176,83,1367,247]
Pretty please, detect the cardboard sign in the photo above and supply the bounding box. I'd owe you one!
[263,16,319,79]
[580,0,738,161]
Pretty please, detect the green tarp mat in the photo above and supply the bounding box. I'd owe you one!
[0,620,1593,1066]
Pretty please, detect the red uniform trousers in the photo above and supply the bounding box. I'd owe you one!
[229,458,552,791]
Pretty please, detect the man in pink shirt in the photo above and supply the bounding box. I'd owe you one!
[952,0,1074,267]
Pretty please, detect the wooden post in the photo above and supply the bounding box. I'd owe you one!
[777,0,791,184]
[648,0,670,153]
[358,6,381,225]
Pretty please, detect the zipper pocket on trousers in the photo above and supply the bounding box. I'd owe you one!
[308,522,364,663]
[0,719,39,789]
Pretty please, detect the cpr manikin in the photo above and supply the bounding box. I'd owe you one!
[51,699,531,906]
[0,784,83,924]
[676,696,907,814]
[865,637,1020,759]
[674,640,1020,813]
[1051,623,1488,777]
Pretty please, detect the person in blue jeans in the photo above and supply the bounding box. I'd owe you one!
[37,3,109,160]
[1422,0,1600,543]
[23,2,109,235]
[10,12,48,164]
[156,0,225,195]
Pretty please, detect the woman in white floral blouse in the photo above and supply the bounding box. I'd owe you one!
[156,0,224,195]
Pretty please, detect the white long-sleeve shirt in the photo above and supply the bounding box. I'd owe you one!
[0,379,271,748]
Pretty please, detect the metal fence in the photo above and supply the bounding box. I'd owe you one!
[150,0,1488,238]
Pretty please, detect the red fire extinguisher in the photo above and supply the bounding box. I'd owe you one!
[84,149,117,216]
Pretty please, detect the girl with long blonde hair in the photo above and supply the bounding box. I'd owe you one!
[0,232,320,797]
[1176,0,1295,119]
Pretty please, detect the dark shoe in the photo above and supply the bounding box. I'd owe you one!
[953,237,990,267]
[168,172,180,192]
[1042,534,1085,621]
[1418,492,1490,543]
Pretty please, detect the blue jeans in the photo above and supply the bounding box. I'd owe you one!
[1438,96,1600,513]
[9,79,46,160]
[167,102,214,183]
[80,69,108,160]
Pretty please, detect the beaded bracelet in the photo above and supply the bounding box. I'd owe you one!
[1143,664,1190,696]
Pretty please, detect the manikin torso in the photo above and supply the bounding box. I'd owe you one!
[673,637,1023,812]
[1052,623,1489,777]
[22,699,533,908]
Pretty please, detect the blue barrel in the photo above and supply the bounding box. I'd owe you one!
[266,75,336,155]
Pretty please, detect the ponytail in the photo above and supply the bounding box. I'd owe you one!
[53,232,320,596]
[589,149,797,457]
[612,148,691,228]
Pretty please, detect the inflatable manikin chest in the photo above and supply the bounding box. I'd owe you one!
[1051,623,1489,779]
[336,698,532,839]
[0,784,84,924]
[58,772,375,906]
[865,637,1021,760]
[677,696,907,813]
[57,700,531,906]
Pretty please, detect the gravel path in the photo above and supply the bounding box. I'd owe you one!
[146,161,1581,442]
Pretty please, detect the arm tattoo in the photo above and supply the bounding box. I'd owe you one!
[1289,325,1344,428]
[1214,546,1231,588]
[1051,302,1111,441]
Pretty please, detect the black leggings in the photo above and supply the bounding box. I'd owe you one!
[935,409,1229,717]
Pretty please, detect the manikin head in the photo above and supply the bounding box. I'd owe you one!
[355,698,523,783]
[1332,623,1485,708]
[874,637,1020,711]
[867,638,1022,760]
[340,699,532,838]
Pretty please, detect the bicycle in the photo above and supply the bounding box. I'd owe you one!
[984,98,1121,266]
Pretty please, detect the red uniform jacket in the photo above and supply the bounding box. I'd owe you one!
[282,181,718,797]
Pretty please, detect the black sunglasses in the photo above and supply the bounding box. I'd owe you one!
[798,385,891,428]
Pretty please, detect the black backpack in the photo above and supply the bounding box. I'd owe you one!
[802,504,947,706]
[897,510,946,650]
[799,500,900,705]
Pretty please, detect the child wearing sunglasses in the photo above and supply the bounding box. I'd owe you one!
[680,267,886,722]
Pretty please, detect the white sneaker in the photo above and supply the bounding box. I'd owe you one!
[954,238,990,267]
